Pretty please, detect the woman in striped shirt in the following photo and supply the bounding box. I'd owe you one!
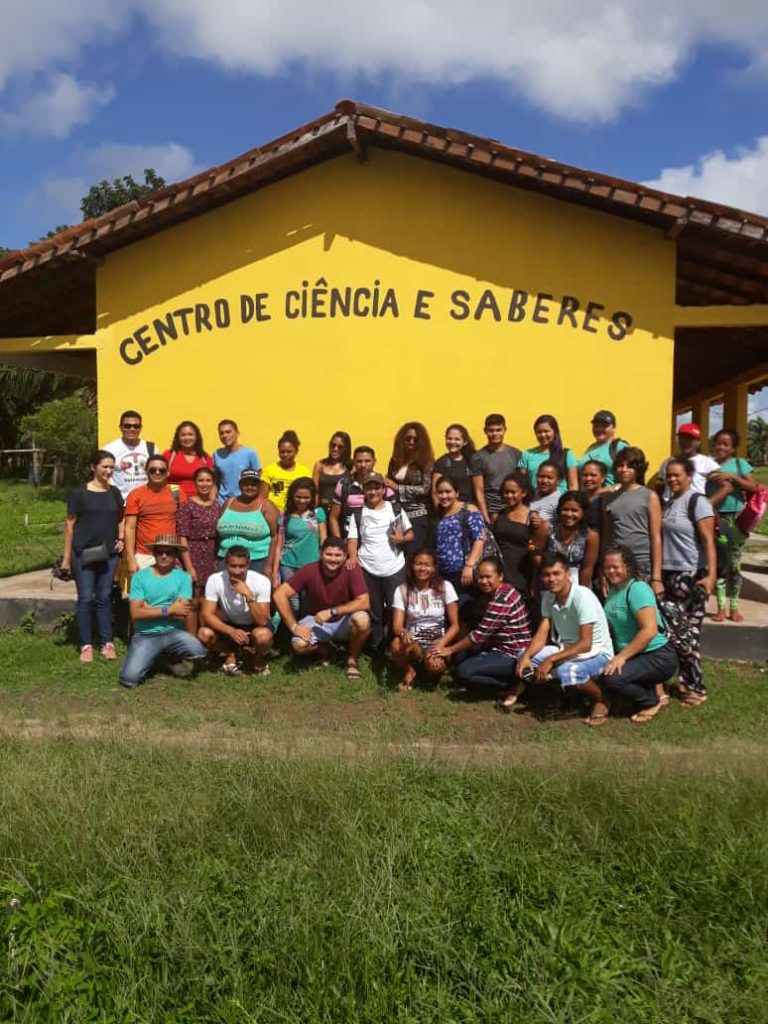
[433,556,532,696]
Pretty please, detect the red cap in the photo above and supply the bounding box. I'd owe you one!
[677,423,701,439]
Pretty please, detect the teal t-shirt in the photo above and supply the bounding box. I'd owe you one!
[578,439,628,488]
[604,579,667,654]
[706,456,752,515]
[129,566,192,635]
[520,447,577,492]
[280,508,327,569]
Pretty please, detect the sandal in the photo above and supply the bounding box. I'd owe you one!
[221,661,239,676]
[585,712,608,727]
[496,690,519,712]
[631,704,663,724]
[346,662,362,680]
[681,692,708,708]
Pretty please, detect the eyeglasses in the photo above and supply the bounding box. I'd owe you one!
[147,467,167,475]
[404,435,418,442]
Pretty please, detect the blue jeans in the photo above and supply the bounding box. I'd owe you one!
[456,650,518,692]
[119,629,206,687]
[72,551,119,647]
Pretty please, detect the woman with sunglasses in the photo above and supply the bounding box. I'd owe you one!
[313,431,353,512]
[388,422,435,557]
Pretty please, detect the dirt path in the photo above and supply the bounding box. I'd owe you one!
[1,709,765,772]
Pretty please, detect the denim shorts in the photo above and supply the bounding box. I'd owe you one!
[291,614,357,647]
[532,645,611,688]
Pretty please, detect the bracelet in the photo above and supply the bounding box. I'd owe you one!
[464,562,475,568]
[161,605,168,617]
[651,578,663,582]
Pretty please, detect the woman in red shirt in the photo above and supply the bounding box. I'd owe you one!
[163,420,213,497]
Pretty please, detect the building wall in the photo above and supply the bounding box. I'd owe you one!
[16,149,681,469]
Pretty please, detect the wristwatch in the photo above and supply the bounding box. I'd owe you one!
[161,605,168,617]
[331,606,338,617]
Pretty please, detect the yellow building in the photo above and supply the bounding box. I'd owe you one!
[1,99,767,468]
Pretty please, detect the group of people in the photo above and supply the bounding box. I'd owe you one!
[58,406,761,722]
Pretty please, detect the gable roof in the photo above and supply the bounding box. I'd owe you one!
[3,99,768,336]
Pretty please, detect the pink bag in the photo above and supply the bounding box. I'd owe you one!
[736,484,768,535]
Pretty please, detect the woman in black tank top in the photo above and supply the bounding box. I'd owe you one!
[492,471,549,597]
[312,431,352,510]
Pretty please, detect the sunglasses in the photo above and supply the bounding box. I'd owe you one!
[122,423,141,429]
[154,548,176,556]
[147,467,167,475]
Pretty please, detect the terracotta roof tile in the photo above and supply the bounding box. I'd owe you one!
[2,99,768,320]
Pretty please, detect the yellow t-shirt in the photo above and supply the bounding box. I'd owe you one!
[262,462,312,511]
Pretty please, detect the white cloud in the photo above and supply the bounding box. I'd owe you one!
[0,73,114,138]
[139,0,768,122]
[37,141,199,222]
[644,137,768,215]
[0,0,126,90]
[4,1,768,123]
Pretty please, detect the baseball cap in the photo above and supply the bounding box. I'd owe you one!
[362,472,386,488]
[591,410,616,425]
[239,469,262,482]
[677,423,701,439]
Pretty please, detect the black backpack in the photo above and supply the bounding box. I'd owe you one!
[685,493,729,578]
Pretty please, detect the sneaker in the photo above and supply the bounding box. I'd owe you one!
[100,642,117,660]
[79,645,93,663]
[253,663,270,677]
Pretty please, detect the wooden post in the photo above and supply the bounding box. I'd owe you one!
[723,382,749,455]
[695,398,712,452]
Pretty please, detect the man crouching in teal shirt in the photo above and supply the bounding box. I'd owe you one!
[120,533,206,688]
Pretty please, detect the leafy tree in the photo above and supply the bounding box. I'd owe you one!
[0,245,12,258]
[20,395,96,483]
[81,168,166,220]
[747,416,768,467]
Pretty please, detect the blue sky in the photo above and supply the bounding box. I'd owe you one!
[2,2,768,250]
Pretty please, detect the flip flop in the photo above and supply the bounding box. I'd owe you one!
[681,692,708,708]
[584,712,608,727]
[496,692,518,713]
[346,662,362,680]
[631,704,662,724]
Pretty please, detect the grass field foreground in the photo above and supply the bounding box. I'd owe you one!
[1,631,768,1020]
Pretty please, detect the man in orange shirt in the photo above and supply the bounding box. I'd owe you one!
[125,454,187,574]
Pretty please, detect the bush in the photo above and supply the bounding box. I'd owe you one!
[20,396,96,483]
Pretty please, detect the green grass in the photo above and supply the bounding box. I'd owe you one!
[2,742,767,1022]
[0,480,66,576]
[1,632,768,1021]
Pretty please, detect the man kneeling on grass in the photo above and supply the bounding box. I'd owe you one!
[198,546,273,676]
[511,551,614,725]
[120,534,206,689]
[273,537,371,679]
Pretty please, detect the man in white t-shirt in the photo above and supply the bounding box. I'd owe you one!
[103,409,156,500]
[347,472,414,652]
[198,546,273,674]
[656,423,719,500]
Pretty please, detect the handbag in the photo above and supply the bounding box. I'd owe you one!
[80,542,110,566]
[735,458,768,535]
[459,504,504,573]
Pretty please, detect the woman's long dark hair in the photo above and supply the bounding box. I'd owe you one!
[404,549,444,596]
[389,421,434,478]
[445,423,476,460]
[169,420,207,457]
[534,414,564,457]
[285,476,318,516]
[322,431,352,470]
